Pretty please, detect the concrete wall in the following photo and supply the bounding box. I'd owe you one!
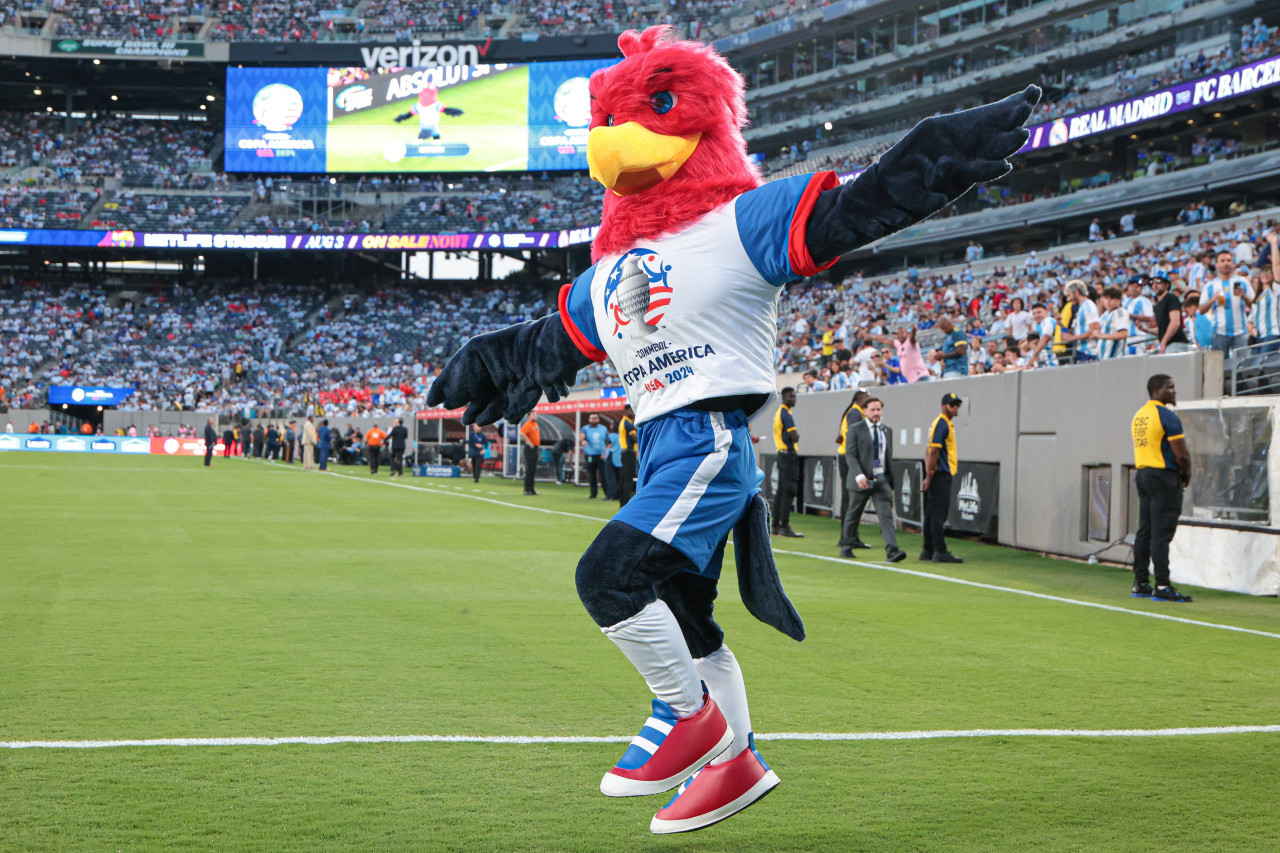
[775,351,1216,561]
[103,411,220,435]
[0,409,51,434]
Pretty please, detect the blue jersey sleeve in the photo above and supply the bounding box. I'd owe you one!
[930,418,949,447]
[734,171,840,287]
[557,264,606,361]
[1157,406,1183,439]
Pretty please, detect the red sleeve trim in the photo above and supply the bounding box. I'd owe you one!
[787,170,841,278]
[558,282,607,362]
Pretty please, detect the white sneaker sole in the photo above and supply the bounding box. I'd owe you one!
[649,769,781,834]
[599,726,734,798]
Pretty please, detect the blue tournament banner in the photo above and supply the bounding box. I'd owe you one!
[0,227,598,251]
[0,434,151,454]
[47,386,135,406]
[526,58,614,171]
[224,67,330,172]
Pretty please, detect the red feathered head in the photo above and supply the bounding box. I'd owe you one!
[418,85,439,107]
[586,26,761,260]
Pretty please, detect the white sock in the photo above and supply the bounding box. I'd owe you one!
[601,600,703,717]
[695,645,751,763]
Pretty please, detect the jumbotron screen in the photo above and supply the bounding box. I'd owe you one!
[224,59,616,174]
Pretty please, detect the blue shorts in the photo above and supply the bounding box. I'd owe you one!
[613,409,762,580]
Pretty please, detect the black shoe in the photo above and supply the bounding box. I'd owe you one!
[886,548,907,563]
[933,552,964,564]
[770,526,780,536]
[850,540,871,549]
[524,490,537,496]
[839,548,854,558]
[1131,582,1153,598]
[918,551,934,562]
[778,526,804,538]
[1151,585,1192,602]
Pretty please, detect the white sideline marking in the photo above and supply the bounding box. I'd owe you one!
[4,724,1279,750]
[775,549,1280,642]
[298,465,1280,643]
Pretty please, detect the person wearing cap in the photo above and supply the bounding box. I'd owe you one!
[1122,277,1154,354]
[922,393,963,563]
[1130,374,1192,602]
[1146,274,1191,354]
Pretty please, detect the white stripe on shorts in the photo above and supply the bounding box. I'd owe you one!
[651,412,732,545]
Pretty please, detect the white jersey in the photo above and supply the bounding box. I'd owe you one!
[414,101,443,132]
[560,173,837,425]
[1098,307,1131,360]
[1253,284,1280,339]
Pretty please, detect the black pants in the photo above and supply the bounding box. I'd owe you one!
[368,445,381,474]
[584,455,604,497]
[923,471,953,556]
[469,453,482,482]
[604,462,619,499]
[390,446,405,476]
[552,451,565,483]
[523,445,539,492]
[1133,467,1182,587]
[619,451,637,506]
[204,445,213,466]
[773,451,799,529]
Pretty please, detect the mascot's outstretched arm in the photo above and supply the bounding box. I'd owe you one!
[805,85,1041,264]
[425,314,593,425]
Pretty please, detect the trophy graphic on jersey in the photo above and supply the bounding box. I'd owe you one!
[615,255,661,338]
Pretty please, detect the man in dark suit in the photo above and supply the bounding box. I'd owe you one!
[203,418,218,467]
[836,389,870,549]
[840,397,906,562]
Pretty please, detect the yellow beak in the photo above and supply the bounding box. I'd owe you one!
[587,122,701,197]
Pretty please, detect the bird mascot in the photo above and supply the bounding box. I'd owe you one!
[427,25,1039,834]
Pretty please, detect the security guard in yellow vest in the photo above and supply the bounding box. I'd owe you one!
[922,392,962,563]
[1130,374,1192,602]
[617,404,638,507]
[836,389,870,549]
[771,387,802,537]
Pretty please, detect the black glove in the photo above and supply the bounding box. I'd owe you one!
[806,85,1040,264]
[442,107,464,117]
[425,313,595,425]
[393,111,413,123]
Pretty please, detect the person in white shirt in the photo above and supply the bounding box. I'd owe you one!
[1060,279,1101,362]
[801,372,829,393]
[1233,238,1256,267]
[1026,303,1059,367]
[988,308,1008,339]
[852,344,879,384]
[1122,277,1155,353]
[1088,218,1103,242]
[1093,286,1132,360]
[1252,231,1280,352]
[1199,249,1254,355]
[1120,210,1137,235]
[1006,297,1033,341]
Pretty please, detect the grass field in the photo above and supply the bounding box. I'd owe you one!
[327,67,530,173]
[2,452,1278,851]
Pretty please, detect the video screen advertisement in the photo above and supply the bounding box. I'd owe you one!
[224,58,616,174]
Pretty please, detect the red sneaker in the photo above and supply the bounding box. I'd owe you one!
[600,695,732,798]
[649,735,780,834]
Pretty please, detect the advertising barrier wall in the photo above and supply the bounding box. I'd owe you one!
[0,434,151,453]
[949,462,1000,536]
[150,437,227,457]
[803,456,836,512]
[892,459,924,527]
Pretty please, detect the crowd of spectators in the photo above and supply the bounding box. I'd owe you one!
[775,211,1280,389]
[1,277,552,417]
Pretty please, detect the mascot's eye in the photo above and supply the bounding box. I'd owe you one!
[606,114,615,127]
[649,91,677,115]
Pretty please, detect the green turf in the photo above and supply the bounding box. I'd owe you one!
[1,453,1278,850]
[327,66,530,173]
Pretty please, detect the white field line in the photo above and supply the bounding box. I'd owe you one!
[307,465,1280,642]
[4,725,1280,750]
